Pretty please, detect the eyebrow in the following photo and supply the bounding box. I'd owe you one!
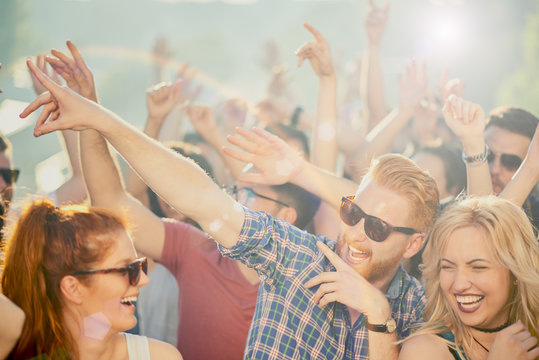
[441,258,490,265]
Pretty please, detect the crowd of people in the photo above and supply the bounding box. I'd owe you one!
[0,1,538,359]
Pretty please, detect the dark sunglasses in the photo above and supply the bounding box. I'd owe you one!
[0,168,19,185]
[340,196,420,242]
[228,185,289,208]
[487,150,522,171]
[72,257,148,286]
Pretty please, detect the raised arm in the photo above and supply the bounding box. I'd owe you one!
[21,60,244,249]
[124,81,181,206]
[361,0,390,128]
[295,23,338,170]
[499,123,539,206]
[225,127,358,210]
[442,95,492,196]
[347,60,427,181]
[29,50,88,204]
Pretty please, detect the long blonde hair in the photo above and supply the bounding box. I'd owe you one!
[408,196,539,358]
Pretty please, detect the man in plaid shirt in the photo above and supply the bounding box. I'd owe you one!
[219,144,439,359]
[25,63,439,359]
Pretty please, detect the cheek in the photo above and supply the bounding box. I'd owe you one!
[439,271,453,294]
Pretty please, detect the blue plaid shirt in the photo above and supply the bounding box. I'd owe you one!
[219,208,426,359]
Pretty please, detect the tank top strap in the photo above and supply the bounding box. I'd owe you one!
[124,333,151,360]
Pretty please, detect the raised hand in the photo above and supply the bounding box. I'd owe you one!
[304,242,389,319]
[295,23,334,77]
[185,105,218,135]
[411,89,439,145]
[29,54,62,96]
[45,41,97,102]
[437,67,465,104]
[488,321,539,360]
[223,127,306,185]
[146,81,182,123]
[398,60,428,112]
[175,64,202,108]
[442,94,486,142]
[20,60,107,137]
[365,0,390,44]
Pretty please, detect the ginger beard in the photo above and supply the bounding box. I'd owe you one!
[336,233,407,284]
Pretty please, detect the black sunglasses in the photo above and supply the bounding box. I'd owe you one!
[229,186,289,208]
[0,168,19,185]
[340,196,420,242]
[487,150,522,171]
[72,257,148,286]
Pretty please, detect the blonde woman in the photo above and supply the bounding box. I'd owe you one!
[399,196,539,360]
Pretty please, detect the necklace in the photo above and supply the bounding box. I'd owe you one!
[472,336,489,353]
[471,320,511,333]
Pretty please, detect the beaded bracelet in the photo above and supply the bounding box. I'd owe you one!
[462,144,489,167]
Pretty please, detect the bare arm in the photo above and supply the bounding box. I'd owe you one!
[0,294,25,360]
[21,61,244,249]
[347,60,427,181]
[499,123,539,206]
[361,0,390,128]
[399,334,455,360]
[125,81,181,206]
[442,95,492,196]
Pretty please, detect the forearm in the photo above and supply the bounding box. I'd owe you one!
[499,161,539,206]
[125,116,163,202]
[347,107,413,181]
[292,160,358,210]
[97,115,244,247]
[368,333,399,360]
[311,75,338,171]
[461,138,493,196]
[54,130,87,205]
[364,44,387,127]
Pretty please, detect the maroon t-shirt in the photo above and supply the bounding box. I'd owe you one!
[159,219,259,360]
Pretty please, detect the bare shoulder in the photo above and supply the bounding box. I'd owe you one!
[399,334,454,360]
[148,338,183,360]
[0,295,25,359]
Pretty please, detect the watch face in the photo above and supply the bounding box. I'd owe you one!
[387,318,397,333]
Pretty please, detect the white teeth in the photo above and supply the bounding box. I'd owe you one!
[455,295,483,305]
[348,245,368,260]
[120,296,138,304]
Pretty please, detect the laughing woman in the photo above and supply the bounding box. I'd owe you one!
[399,196,539,360]
[1,200,182,360]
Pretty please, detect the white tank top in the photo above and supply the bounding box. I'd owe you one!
[124,333,151,360]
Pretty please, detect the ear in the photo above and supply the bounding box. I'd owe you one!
[60,275,85,305]
[402,233,427,259]
[276,206,298,226]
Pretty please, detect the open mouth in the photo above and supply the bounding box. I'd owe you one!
[347,245,369,263]
[120,296,138,307]
[455,295,484,313]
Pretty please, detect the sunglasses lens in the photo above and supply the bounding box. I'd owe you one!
[500,154,522,171]
[127,259,146,286]
[340,199,362,226]
[364,217,391,242]
[0,169,18,185]
[487,151,495,164]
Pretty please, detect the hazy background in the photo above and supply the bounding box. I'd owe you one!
[1,0,538,202]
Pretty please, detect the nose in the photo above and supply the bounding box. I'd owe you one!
[452,268,472,293]
[489,155,502,176]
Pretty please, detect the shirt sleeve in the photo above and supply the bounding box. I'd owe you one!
[217,207,323,283]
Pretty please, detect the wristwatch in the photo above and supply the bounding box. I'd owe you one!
[366,317,397,333]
